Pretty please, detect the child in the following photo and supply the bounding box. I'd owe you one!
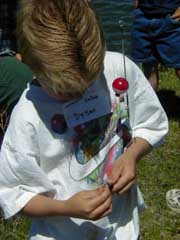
[131,0,180,89]
[0,0,168,239]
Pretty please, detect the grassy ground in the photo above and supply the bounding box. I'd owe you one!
[0,68,180,239]
[138,68,180,240]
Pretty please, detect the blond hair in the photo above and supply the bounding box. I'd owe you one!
[16,0,105,98]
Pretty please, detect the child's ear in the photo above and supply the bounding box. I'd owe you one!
[15,53,22,62]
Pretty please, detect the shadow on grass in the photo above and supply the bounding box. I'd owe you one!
[157,89,180,120]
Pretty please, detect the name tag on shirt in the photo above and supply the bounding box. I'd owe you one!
[62,90,112,128]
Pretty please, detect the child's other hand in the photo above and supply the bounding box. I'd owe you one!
[107,153,137,195]
[107,137,150,195]
[64,185,112,220]
[171,7,180,21]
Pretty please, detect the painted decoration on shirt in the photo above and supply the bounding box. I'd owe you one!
[72,97,131,185]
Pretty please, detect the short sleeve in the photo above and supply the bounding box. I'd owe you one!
[126,59,169,146]
[104,51,168,147]
[0,101,56,219]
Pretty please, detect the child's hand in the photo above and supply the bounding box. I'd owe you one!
[64,185,112,220]
[107,153,137,195]
[171,7,180,21]
[107,137,151,195]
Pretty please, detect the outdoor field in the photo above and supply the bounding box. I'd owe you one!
[0,68,180,240]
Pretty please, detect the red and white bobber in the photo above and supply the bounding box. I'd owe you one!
[112,77,129,96]
[112,77,129,102]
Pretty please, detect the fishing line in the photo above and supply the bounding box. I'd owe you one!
[107,19,130,240]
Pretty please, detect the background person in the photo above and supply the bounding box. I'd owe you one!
[0,56,33,146]
[0,1,33,145]
[131,0,180,90]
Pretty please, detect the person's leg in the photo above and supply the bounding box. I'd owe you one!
[143,62,159,90]
[131,9,158,89]
[156,16,180,82]
[175,68,180,79]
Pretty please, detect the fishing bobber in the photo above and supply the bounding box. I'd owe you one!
[112,77,129,102]
[112,77,129,96]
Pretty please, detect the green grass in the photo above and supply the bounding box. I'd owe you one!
[0,68,180,239]
[138,68,180,240]
[0,217,30,240]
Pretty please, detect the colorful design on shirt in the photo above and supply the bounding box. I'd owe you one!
[72,96,131,185]
[101,140,123,183]
[73,114,112,163]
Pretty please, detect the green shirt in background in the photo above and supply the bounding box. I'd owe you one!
[0,56,33,136]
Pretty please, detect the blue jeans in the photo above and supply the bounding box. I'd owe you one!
[131,9,180,68]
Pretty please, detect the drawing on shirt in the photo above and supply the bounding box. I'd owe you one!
[72,99,131,185]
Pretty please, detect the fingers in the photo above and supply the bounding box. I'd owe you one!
[85,184,109,199]
[82,185,112,220]
[112,180,136,195]
[113,172,136,190]
[107,163,122,186]
[90,185,112,206]
[108,165,136,194]
[90,194,112,220]
[65,185,112,220]
[106,154,137,195]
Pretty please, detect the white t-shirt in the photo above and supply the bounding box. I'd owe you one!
[0,52,168,240]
